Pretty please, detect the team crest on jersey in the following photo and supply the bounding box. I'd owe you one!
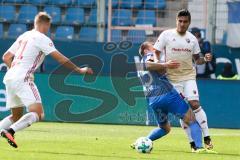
[186,38,190,43]
[49,42,53,47]
[172,38,176,41]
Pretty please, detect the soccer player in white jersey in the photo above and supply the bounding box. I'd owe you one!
[0,12,93,148]
[153,9,213,151]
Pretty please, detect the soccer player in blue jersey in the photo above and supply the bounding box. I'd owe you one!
[132,42,204,152]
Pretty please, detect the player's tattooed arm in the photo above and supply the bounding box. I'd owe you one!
[2,51,14,68]
[50,50,93,74]
[193,53,212,65]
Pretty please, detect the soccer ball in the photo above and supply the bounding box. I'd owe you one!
[135,137,153,153]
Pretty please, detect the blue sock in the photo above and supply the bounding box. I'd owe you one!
[189,121,203,148]
[147,128,167,141]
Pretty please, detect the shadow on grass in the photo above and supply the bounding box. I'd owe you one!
[154,148,240,157]
[1,146,239,159]
[14,149,160,160]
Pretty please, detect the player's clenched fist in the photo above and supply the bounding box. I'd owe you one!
[78,67,93,74]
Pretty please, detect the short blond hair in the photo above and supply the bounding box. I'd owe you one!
[34,12,51,25]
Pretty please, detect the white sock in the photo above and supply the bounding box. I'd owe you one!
[180,119,193,142]
[193,106,209,137]
[10,112,39,132]
[0,115,14,130]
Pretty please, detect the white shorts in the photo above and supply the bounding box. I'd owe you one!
[5,80,42,109]
[172,80,199,101]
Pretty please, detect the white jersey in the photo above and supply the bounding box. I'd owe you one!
[3,30,56,83]
[154,29,201,83]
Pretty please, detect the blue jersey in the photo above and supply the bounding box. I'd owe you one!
[138,52,173,100]
[138,52,189,126]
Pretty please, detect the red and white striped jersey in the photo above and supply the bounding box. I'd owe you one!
[3,29,56,83]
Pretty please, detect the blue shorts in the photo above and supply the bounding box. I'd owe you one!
[148,89,189,126]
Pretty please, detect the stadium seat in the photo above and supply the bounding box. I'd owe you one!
[121,0,142,9]
[106,0,119,8]
[48,0,72,6]
[64,7,84,25]
[144,0,166,9]
[55,26,74,40]
[135,10,156,26]
[76,0,96,7]
[0,23,3,38]
[112,9,133,26]
[44,6,61,24]
[0,5,15,22]
[126,30,146,44]
[8,23,27,38]
[79,27,97,42]
[18,5,38,23]
[111,29,122,42]
[87,9,108,26]
[25,0,49,5]
[4,0,25,3]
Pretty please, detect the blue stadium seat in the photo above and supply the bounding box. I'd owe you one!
[126,30,146,44]
[48,0,72,6]
[0,5,15,22]
[76,0,96,7]
[4,0,25,3]
[0,23,3,38]
[106,0,119,8]
[8,23,27,38]
[79,27,97,42]
[135,10,156,26]
[121,0,142,9]
[18,5,38,23]
[25,0,49,5]
[44,6,61,24]
[55,26,74,40]
[112,9,133,26]
[144,0,166,9]
[65,7,84,25]
[87,9,108,25]
[111,29,122,42]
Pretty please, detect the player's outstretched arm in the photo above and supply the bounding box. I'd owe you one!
[145,60,180,71]
[50,51,93,74]
[2,51,14,68]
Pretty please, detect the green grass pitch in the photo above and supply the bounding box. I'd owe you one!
[0,122,239,160]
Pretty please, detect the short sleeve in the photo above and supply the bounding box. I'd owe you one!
[192,36,201,55]
[38,35,57,55]
[141,53,154,70]
[153,31,167,52]
[145,53,154,62]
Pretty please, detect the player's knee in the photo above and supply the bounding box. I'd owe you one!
[165,127,171,134]
[11,115,22,122]
[38,113,45,121]
[183,108,195,124]
[160,124,171,134]
[33,111,44,121]
[189,100,200,110]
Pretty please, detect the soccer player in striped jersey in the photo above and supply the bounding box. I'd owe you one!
[0,12,93,148]
[153,9,213,151]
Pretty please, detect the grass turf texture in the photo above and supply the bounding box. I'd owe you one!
[0,122,239,160]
